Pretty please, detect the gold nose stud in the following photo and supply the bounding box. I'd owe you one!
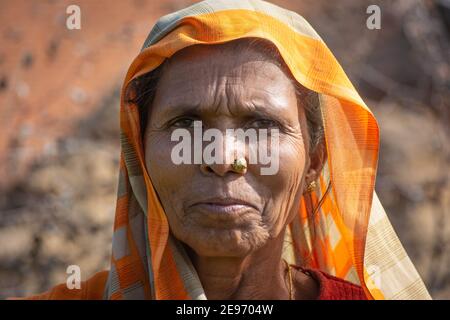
[232,157,247,174]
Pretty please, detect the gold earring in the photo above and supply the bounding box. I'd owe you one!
[305,180,317,193]
[232,157,247,174]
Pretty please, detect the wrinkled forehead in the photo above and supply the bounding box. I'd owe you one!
[152,40,298,116]
[155,39,297,97]
[160,38,287,79]
[171,39,281,62]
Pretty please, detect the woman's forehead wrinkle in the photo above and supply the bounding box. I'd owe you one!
[155,42,297,120]
[211,62,291,116]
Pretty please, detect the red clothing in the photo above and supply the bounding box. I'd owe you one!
[300,267,368,300]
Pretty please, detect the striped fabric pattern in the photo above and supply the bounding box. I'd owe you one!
[103,0,431,300]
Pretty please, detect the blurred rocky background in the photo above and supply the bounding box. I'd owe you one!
[0,0,448,299]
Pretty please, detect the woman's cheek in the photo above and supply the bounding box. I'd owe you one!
[263,137,306,235]
[145,132,200,223]
[145,132,174,168]
[145,133,182,200]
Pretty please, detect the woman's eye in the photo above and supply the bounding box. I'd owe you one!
[171,118,196,128]
[247,119,280,129]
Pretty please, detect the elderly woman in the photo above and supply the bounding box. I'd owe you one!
[22,0,430,300]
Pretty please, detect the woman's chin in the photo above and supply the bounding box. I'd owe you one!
[181,226,270,258]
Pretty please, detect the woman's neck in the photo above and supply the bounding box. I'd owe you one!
[186,231,290,300]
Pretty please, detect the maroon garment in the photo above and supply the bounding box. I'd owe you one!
[298,267,368,300]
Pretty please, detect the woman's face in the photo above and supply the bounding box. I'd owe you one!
[144,42,312,257]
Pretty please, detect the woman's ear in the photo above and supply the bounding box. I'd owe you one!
[304,140,327,186]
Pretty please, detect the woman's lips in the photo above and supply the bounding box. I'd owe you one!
[188,198,260,225]
[192,203,254,215]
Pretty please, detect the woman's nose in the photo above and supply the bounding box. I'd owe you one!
[200,162,234,177]
[200,157,248,176]
[199,129,248,176]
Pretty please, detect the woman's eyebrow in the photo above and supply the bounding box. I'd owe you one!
[243,103,291,122]
[159,103,202,118]
[159,100,289,121]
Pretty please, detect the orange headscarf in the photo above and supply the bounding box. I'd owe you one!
[23,0,430,300]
